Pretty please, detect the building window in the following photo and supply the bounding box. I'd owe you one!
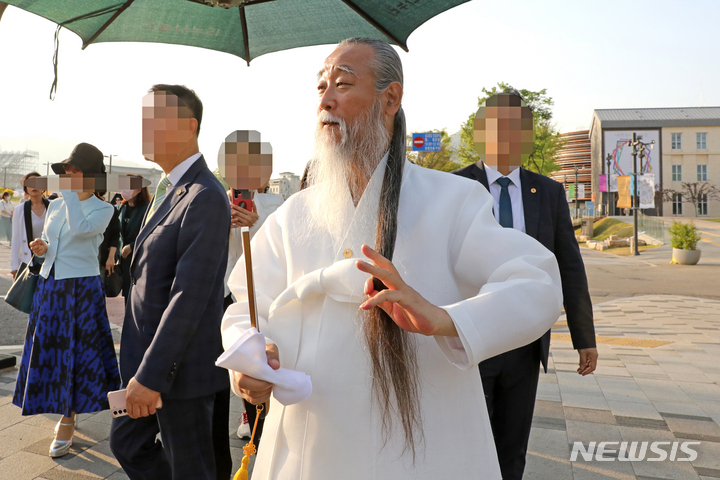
[697,132,707,149]
[698,194,708,216]
[671,133,682,149]
[672,165,682,181]
[672,194,683,215]
[698,165,708,181]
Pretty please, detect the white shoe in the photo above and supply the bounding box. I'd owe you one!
[237,411,251,439]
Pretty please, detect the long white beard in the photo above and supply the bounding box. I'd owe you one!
[302,98,391,246]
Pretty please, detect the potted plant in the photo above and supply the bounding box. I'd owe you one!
[668,221,702,265]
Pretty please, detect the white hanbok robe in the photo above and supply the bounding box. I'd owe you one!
[222,158,563,480]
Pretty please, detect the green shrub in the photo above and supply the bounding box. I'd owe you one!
[668,221,701,250]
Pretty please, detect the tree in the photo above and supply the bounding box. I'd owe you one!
[406,129,461,172]
[456,82,563,176]
[662,181,720,217]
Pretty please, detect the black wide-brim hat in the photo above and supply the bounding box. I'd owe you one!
[51,143,106,175]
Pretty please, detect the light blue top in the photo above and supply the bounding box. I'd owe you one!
[38,192,114,280]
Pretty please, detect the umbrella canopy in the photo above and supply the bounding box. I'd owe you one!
[2,0,470,64]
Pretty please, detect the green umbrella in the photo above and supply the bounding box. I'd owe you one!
[2,0,470,63]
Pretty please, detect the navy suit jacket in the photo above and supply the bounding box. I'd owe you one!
[453,163,596,371]
[120,156,231,399]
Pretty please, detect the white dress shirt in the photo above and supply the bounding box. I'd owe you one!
[484,163,526,233]
[164,152,203,187]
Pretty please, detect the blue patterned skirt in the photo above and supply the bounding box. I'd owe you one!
[13,269,121,416]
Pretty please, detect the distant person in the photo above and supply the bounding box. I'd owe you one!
[99,196,121,282]
[13,143,120,458]
[117,180,151,303]
[110,193,123,205]
[11,172,49,279]
[453,90,596,480]
[0,191,13,245]
[47,192,59,201]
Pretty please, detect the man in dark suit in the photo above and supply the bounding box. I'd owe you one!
[109,85,231,480]
[453,91,597,480]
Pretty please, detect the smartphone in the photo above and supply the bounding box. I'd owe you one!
[231,188,254,211]
[107,389,163,418]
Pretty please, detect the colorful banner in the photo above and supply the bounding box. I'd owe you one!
[599,174,607,192]
[616,175,632,209]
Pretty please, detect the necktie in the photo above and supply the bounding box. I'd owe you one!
[496,177,513,228]
[144,176,171,225]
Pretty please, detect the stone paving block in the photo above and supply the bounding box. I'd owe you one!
[564,407,617,426]
[569,454,637,479]
[537,382,561,402]
[0,450,57,480]
[562,393,611,411]
[689,439,720,474]
[664,416,720,442]
[41,469,103,480]
[49,440,122,479]
[0,422,49,460]
[616,425,700,480]
[594,365,632,377]
[556,362,581,372]
[617,354,658,365]
[626,363,670,378]
[677,382,720,404]
[82,410,112,427]
[607,401,664,421]
[0,396,11,408]
[526,427,573,480]
[655,402,712,418]
[106,472,130,480]
[668,371,714,384]
[0,400,24,430]
[636,378,696,405]
[597,377,653,404]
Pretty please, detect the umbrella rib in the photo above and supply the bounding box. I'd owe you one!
[339,0,408,51]
[239,6,251,66]
[82,0,136,49]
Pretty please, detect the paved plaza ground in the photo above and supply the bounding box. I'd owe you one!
[0,217,719,479]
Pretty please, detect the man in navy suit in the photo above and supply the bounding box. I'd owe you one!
[109,85,231,480]
[453,91,597,480]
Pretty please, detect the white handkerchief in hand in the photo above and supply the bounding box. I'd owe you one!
[215,327,312,406]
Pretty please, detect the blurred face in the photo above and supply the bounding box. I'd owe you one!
[142,91,197,163]
[218,132,273,191]
[474,94,534,176]
[317,44,379,143]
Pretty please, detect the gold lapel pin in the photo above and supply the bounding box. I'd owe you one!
[176,189,182,195]
[531,188,537,193]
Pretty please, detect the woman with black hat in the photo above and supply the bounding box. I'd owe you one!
[12,143,121,458]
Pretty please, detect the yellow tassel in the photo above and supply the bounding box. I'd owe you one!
[232,404,264,480]
[233,456,250,480]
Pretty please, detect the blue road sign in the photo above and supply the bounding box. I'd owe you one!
[411,132,442,152]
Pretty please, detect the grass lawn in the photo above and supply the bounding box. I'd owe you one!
[603,244,660,256]
[574,217,634,241]
[705,219,720,223]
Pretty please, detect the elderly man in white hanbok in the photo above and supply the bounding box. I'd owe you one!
[222,38,563,480]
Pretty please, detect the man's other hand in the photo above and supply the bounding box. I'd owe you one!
[230,203,259,229]
[125,377,161,418]
[577,347,598,376]
[232,342,279,405]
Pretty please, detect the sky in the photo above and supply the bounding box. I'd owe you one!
[1,0,719,177]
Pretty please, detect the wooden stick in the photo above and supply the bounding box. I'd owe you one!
[241,227,258,331]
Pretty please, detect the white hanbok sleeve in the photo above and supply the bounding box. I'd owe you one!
[221,210,288,395]
[435,184,563,369]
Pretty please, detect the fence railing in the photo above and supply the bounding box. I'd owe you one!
[639,213,666,244]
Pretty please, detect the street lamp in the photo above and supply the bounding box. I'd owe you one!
[104,154,115,174]
[626,133,655,256]
[605,154,612,216]
[574,165,580,219]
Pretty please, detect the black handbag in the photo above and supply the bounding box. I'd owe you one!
[5,257,40,314]
[104,261,123,298]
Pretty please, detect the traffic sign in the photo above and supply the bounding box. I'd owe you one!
[411,132,441,151]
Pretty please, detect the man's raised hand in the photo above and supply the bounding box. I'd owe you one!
[356,244,458,337]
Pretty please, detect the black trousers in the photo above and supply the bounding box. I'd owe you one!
[223,294,266,450]
[213,385,232,480]
[480,342,541,480]
[109,393,217,480]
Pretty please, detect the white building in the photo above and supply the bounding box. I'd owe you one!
[269,171,300,200]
